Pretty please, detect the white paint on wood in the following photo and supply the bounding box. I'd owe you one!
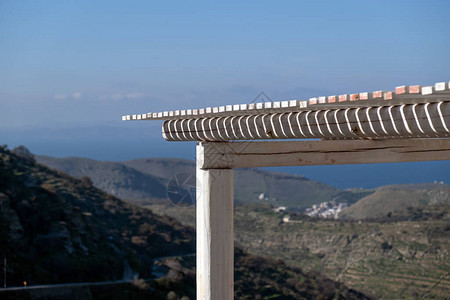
[200,138,450,169]
[422,86,433,95]
[197,144,234,300]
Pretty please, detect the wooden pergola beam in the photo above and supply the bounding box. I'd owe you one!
[199,138,450,169]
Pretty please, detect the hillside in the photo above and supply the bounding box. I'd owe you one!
[339,183,450,220]
[0,146,194,286]
[36,155,168,204]
[36,155,364,209]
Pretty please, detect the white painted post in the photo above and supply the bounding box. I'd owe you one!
[196,143,234,300]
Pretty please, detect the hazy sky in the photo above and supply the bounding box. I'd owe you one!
[1,0,449,187]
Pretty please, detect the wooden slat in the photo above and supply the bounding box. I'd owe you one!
[199,138,450,169]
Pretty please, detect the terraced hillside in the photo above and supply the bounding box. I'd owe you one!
[233,204,450,299]
[145,201,450,299]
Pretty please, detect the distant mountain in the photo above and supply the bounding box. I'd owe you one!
[123,156,350,207]
[36,156,168,204]
[36,156,364,209]
[35,154,450,219]
[339,183,450,220]
[122,157,195,180]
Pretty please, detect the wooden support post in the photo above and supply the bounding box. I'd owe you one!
[196,143,234,300]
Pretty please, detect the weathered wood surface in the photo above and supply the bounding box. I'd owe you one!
[199,138,450,169]
[196,144,234,300]
[162,101,450,141]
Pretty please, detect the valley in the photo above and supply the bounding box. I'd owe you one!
[2,146,448,299]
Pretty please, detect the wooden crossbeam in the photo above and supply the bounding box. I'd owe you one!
[199,138,450,169]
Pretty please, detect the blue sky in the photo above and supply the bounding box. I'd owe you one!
[1,0,449,188]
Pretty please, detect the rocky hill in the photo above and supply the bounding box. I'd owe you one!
[0,146,194,286]
[36,155,364,209]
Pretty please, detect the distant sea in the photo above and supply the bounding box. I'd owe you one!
[2,129,449,190]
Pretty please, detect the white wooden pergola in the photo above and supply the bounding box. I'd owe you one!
[123,81,450,300]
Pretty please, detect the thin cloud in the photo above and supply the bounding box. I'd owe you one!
[53,94,68,100]
[53,92,83,100]
[72,92,82,99]
[125,93,144,99]
[107,92,144,100]
[110,94,124,100]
